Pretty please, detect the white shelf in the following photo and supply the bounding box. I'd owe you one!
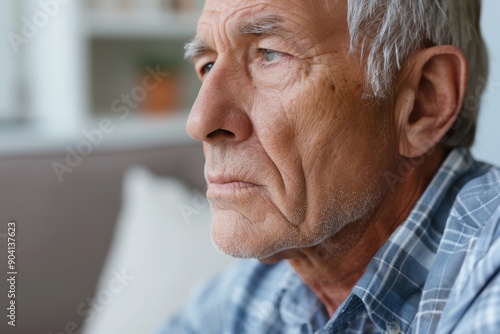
[0,112,195,156]
[90,112,194,148]
[85,11,199,39]
[3,2,202,154]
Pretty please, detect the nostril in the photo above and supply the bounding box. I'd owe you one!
[207,129,235,139]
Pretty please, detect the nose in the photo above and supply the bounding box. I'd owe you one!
[186,61,253,144]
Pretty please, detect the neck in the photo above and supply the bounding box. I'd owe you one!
[284,148,446,316]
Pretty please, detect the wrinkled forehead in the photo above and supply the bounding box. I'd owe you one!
[196,0,349,42]
[197,1,282,39]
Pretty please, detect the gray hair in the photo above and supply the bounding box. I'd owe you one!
[348,0,489,147]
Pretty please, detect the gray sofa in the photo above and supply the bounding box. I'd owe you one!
[0,140,205,334]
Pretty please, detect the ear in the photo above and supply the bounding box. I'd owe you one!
[394,46,468,158]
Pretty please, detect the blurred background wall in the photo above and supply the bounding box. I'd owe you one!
[471,0,500,166]
[0,0,203,148]
[0,0,498,333]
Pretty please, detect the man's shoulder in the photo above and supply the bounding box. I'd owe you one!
[162,259,290,333]
[449,160,500,280]
[436,161,500,333]
[450,159,500,222]
[446,159,500,279]
[186,258,287,309]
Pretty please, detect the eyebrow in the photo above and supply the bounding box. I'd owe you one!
[184,15,290,63]
[239,15,287,36]
[184,39,210,63]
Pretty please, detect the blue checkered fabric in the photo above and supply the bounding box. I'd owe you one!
[161,148,500,334]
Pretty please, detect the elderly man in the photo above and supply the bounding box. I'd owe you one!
[163,0,500,333]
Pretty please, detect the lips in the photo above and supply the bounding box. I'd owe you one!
[206,174,259,196]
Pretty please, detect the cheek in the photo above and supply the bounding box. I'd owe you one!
[247,62,392,233]
[289,76,356,171]
[272,72,390,224]
[251,90,300,168]
[248,93,309,224]
[252,56,309,92]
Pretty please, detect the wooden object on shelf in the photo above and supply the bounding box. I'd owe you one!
[137,56,184,116]
[140,72,182,115]
[172,0,195,12]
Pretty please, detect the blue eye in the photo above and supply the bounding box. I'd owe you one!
[201,62,214,76]
[262,49,283,62]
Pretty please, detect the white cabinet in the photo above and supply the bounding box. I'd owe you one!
[20,0,202,142]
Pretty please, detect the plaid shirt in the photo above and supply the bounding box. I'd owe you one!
[162,148,500,334]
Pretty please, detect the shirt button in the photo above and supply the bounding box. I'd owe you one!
[385,321,401,334]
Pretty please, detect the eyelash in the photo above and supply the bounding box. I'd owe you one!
[256,48,289,67]
[198,49,290,78]
[200,63,214,77]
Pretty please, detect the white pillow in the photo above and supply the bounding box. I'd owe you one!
[82,166,236,334]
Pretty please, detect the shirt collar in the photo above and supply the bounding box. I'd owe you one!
[279,271,328,327]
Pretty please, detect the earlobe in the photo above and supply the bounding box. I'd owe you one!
[395,46,468,158]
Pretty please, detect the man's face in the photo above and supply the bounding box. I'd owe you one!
[187,0,396,259]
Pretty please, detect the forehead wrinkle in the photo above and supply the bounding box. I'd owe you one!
[239,14,289,36]
[205,3,293,41]
[187,4,304,62]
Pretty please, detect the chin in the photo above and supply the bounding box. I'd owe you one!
[208,207,304,259]
[208,206,335,261]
